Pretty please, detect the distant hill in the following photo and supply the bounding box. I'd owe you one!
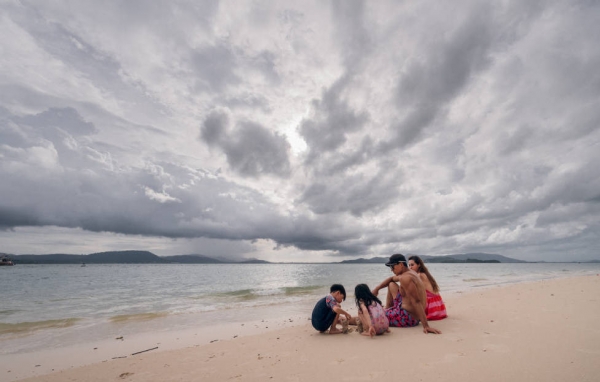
[438,253,527,263]
[239,258,271,264]
[11,251,596,264]
[9,253,89,264]
[341,257,388,264]
[341,253,525,264]
[161,254,225,264]
[87,251,166,263]
[7,251,271,264]
[11,251,167,264]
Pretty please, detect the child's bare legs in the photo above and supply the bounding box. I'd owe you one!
[357,309,376,337]
[357,309,368,335]
[328,313,343,334]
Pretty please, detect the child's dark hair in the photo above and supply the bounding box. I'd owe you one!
[330,284,346,301]
[354,284,382,310]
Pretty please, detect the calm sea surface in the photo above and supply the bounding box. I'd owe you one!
[1,262,599,354]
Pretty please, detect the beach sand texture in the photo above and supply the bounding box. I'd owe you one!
[10,275,600,382]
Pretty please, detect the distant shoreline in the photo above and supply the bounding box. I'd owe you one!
[2,249,599,265]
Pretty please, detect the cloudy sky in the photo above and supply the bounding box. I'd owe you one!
[1,0,599,262]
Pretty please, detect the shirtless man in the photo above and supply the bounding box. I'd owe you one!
[372,254,441,334]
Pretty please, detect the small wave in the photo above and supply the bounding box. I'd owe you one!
[463,278,488,282]
[215,289,255,297]
[187,289,258,302]
[211,289,261,301]
[283,285,323,295]
[49,297,86,302]
[0,318,82,336]
[0,309,21,316]
[109,312,168,323]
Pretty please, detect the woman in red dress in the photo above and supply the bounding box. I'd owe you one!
[408,256,447,320]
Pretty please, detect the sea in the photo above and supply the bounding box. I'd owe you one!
[1,262,599,357]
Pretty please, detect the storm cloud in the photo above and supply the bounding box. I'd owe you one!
[0,0,599,262]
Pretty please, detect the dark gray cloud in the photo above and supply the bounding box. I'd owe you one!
[381,6,498,151]
[200,110,291,178]
[331,0,372,71]
[0,107,308,243]
[249,50,281,85]
[4,1,173,121]
[297,0,372,171]
[299,159,401,217]
[299,79,369,165]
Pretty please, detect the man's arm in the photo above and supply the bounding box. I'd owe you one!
[402,276,441,334]
[372,276,396,296]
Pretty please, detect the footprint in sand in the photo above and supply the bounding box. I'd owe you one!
[119,372,134,379]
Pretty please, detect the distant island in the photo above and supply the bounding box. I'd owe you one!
[340,253,527,264]
[1,251,271,265]
[1,250,598,265]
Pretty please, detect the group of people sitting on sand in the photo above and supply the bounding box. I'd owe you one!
[311,254,446,337]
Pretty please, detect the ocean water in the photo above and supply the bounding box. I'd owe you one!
[1,262,599,355]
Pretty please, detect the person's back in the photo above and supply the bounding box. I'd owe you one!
[417,272,434,293]
[311,295,336,331]
[398,270,428,316]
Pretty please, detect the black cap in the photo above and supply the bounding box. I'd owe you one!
[385,253,406,266]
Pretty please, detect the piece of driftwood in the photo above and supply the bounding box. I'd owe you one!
[131,347,158,356]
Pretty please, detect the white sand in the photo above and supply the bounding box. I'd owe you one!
[6,275,600,382]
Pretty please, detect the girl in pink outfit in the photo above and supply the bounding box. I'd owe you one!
[354,284,390,337]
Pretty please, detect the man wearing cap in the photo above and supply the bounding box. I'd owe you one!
[372,254,441,334]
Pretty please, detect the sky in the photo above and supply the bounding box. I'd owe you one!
[0,0,599,262]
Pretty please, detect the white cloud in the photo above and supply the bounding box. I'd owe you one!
[144,187,181,204]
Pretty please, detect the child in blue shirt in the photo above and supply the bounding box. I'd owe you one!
[311,284,353,334]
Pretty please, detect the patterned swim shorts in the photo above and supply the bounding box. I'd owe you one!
[385,292,419,327]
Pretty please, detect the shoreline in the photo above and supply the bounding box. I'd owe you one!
[1,310,311,382]
[4,274,600,381]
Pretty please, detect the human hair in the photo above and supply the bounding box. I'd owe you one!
[408,255,440,293]
[354,284,382,310]
[330,284,346,301]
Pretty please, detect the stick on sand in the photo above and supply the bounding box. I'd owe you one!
[131,347,158,356]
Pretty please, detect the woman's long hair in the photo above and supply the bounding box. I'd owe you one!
[354,284,382,310]
[408,255,440,293]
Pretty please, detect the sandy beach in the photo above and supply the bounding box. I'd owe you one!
[6,274,600,382]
